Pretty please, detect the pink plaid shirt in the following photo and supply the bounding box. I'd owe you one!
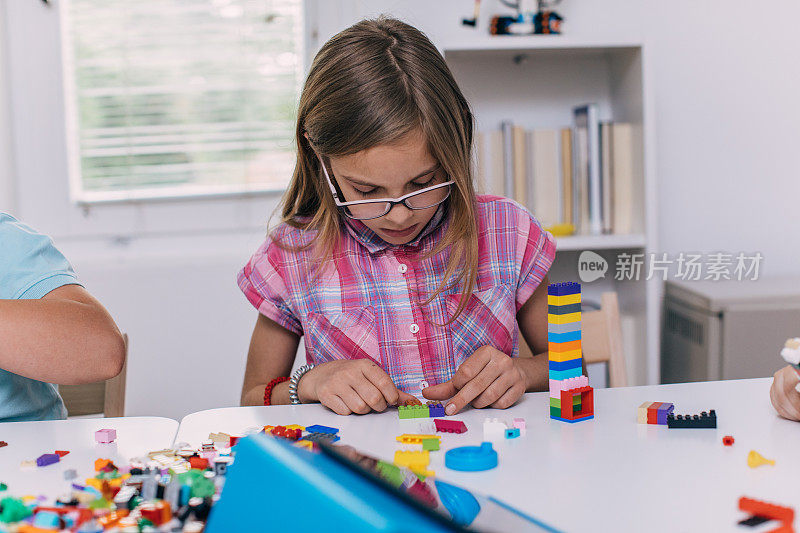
[238,195,556,395]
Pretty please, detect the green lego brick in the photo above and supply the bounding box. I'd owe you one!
[398,404,428,419]
[550,406,561,417]
[550,397,561,408]
[421,438,440,451]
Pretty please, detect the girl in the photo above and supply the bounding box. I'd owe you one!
[238,16,556,416]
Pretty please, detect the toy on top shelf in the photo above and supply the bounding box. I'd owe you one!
[747,450,775,469]
[445,442,498,472]
[738,496,794,532]
[548,282,593,423]
[666,410,716,429]
[434,419,467,434]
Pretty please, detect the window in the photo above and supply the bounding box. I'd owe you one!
[61,0,303,203]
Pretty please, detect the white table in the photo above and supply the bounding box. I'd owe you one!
[176,378,798,533]
[0,417,177,499]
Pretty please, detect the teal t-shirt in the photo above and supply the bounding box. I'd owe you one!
[0,213,77,421]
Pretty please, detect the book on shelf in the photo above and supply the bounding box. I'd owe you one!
[473,112,638,237]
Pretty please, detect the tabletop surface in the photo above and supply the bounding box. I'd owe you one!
[175,378,799,533]
[0,416,177,500]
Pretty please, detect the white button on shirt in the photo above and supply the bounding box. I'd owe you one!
[398,264,408,274]
[409,323,419,334]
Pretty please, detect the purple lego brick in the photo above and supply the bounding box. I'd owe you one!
[548,282,581,296]
[656,402,674,425]
[36,453,60,467]
[428,403,445,417]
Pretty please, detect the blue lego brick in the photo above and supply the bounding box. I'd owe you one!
[547,303,582,315]
[549,358,582,371]
[548,282,581,296]
[548,321,582,334]
[304,425,339,435]
[548,367,583,380]
[504,428,520,439]
[301,432,340,443]
[427,403,445,417]
[550,415,594,424]
[548,330,581,343]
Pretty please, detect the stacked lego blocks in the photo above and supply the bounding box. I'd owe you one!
[637,402,674,425]
[398,400,446,419]
[548,282,594,423]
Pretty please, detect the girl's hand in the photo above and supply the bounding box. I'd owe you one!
[770,365,800,421]
[298,359,417,415]
[421,345,527,415]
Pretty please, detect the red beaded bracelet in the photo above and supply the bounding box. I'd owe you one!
[264,376,290,406]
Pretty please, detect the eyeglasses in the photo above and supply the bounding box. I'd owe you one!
[317,154,454,221]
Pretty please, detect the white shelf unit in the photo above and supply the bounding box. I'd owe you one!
[443,40,660,386]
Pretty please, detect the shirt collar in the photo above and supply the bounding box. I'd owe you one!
[342,203,448,254]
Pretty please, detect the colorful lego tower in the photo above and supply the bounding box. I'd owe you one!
[548,282,594,423]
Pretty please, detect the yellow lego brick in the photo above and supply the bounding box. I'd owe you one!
[549,349,583,362]
[284,424,305,430]
[294,440,314,450]
[396,434,441,445]
[394,450,430,470]
[548,293,581,306]
[548,312,581,324]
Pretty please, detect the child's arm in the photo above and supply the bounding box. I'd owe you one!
[240,313,300,406]
[770,366,800,421]
[422,276,551,415]
[0,284,125,385]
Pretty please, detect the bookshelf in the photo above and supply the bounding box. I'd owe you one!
[443,39,660,386]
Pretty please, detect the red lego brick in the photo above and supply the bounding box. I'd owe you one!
[560,386,594,420]
[647,402,664,424]
[189,456,209,470]
[723,436,735,446]
[55,450,70,457]
[739,497,795,526]
[434,419,467,434]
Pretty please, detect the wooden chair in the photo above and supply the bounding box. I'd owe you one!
[59,333,128,418]
[520,292,628,387]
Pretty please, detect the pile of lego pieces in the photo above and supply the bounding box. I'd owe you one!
[637,402,674,425]
[548,282,594,423]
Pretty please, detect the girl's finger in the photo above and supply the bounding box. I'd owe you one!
[352,378,388,412]
[775,371,800,421]
[322,393,351,416]
[471,373,514,409]
[490,383,525,410]
[340,385,371,415]
[445,363,501,415]
[362,364,401,406]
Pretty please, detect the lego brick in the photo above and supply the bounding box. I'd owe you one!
[559,386,594,421]
[284,424,306,431]
[548,349,582,363]
[551,414,594,423]
[548,321,582,334]
[739,497,794,527]
[666,410,716,429]
[550,397,561,408]
[434,419,467,434]
[549,358,582,371]
[36,453,60,467]
[548,312,581,325]
[395,434,441,445]
[637,401,653,423]
[421,438,440,451]
[548,303,582,315]
[427,402,445,418]
[548,293,581,306]
[483,418,507,441]
[505,428,520,439]
[549,367,583,381]
[393,450,433,477]
[723,436,735,446]
[94,428,117,444]
[656,403,674,425]
[301,432,340,444]
[398,404,429,419]
[647,402,663,424]
[550,406,562,417]
[548,330,582,343]
[303,425,338,435]
[54,450,70,457]
[550,376,589,398]
[548,282,581,296]
[549,339,582,353]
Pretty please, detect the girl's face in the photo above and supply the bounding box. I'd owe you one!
[326,129,447,246]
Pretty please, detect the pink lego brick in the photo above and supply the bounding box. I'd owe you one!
[94,428,117,444]
[550,376,589,397]
[434,419,467,434]
[513,418,526,430]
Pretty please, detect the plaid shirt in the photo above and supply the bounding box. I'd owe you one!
[238,195,556,395]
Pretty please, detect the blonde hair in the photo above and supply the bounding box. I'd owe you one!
[279,16,478,321]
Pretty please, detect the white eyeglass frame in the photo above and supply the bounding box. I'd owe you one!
[316,154,455,220]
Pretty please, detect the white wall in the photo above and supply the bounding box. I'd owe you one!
[2,1,800,418]
[0,3,15,213]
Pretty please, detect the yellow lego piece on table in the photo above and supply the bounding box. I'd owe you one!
[395,434,441,445]
[284,424,305,430]
[548,312,581,325]
[294,440,314,451]
[394,450,430,471]
[548,293,581,306]
[549,349,583,362]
